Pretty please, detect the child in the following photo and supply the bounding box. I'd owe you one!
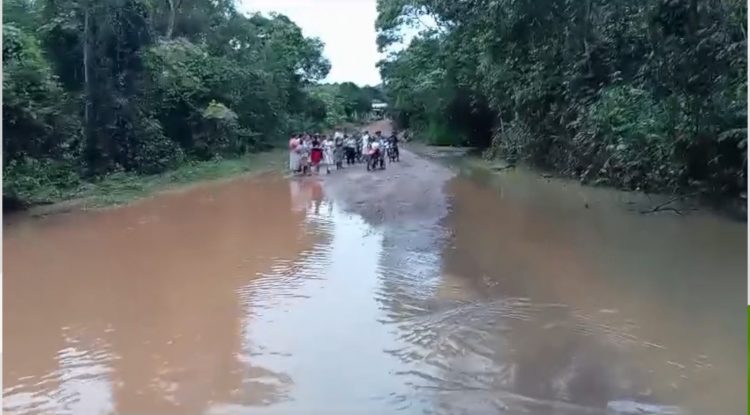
[310,135,324,174]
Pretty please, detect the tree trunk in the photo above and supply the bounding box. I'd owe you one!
[165,0,175,39]
[83,1,95,170]
[688,0,698,36]
[583,0,593,73]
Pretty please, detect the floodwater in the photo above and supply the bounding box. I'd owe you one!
[3,152,747,415]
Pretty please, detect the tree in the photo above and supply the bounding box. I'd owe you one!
[377,0,747,197]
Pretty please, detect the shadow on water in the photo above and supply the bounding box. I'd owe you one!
[3,161,746,414]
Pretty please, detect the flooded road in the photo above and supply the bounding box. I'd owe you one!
[4,131,746,414]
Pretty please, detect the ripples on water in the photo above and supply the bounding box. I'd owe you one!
[4,172,746,415]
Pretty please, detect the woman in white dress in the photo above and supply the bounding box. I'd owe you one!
[322,135,335,174]
[361,132,371,164]
[288,134,300,173]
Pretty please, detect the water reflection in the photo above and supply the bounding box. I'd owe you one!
[4,327,116,415]
[216,187,420,414]
[4,176,317,414]
[427,175,745,414]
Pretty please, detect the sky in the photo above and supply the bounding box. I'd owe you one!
[239,0,383,86]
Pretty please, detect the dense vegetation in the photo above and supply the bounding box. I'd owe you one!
[309,83,386,128]
[3,0,381,208]
[377,0,747,198]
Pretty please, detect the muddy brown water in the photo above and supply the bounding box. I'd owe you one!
[4,144,746,414]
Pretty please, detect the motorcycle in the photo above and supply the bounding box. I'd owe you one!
[366,147,385,171]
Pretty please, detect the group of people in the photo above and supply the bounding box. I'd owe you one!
[288,129,400,175]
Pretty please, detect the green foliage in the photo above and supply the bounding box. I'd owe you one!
[3,22,83,205]
[425,120,460,146]
[307,82,386,129]
[571,86,675,190]
[125,115,184,174]
[3,24,81,166]
[3,158,82,205]
[194,100,242,159]
[378,0,747,198]
[76,149,286,207]
[7,149,286,209]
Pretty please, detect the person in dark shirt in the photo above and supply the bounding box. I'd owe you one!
[387,131,400,161]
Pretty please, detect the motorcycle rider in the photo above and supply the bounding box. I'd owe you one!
[387,130,400,161]
[367,135,383,170]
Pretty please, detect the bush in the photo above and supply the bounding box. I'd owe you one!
[573,86,675,190]
[488,121,534,162]
[425,120,461,146]
[128,116,184,174]
[3,24,81,166]
[192,100,240,159]
[3,158,82,205]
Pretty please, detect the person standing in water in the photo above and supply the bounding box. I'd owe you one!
[334,133,345,169]
[361,131,371,164]
[322,135,334,174]
[344,134,356,165]
[298,134,311,175]
[288,133,301,173]
[310,134,324,174]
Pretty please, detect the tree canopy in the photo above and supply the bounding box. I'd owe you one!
[377,0,747,197]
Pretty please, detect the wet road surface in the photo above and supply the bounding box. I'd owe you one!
[4,124,747,414]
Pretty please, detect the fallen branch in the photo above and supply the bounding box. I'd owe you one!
[491,165,515,172]
[642,206,684,215]
[639,192,699,215]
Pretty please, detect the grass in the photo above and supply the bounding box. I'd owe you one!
[27,148,287,213]
[407,120,465,147]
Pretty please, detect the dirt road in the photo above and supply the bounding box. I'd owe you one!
[322,120,454,226]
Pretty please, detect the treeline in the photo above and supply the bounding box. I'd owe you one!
[308,82,386,127]
[377,0,747,198]
[2,0,379,207]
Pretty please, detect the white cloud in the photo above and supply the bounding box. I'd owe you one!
[239,0,382,86]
